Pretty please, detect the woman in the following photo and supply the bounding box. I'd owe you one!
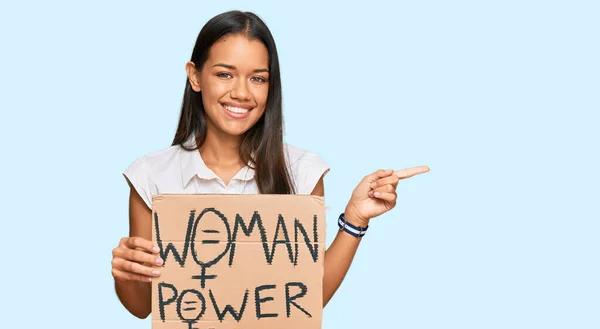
[111,10,429,319]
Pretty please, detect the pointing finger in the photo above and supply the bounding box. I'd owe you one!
[371,175,401,189]
[364,169,394,182]
[395,166,430,180]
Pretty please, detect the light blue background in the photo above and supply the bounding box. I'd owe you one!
[1,1,598,328]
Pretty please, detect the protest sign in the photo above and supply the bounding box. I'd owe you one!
[151,194,325,329]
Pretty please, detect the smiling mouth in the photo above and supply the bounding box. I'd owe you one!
[222,104,253,114]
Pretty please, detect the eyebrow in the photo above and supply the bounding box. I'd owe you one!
[213,63,269,73]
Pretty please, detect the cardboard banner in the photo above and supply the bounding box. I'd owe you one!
[151,194,326,329]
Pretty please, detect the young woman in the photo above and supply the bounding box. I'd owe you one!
[111,10,429,319]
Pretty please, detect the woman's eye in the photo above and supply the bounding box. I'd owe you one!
[251,76,267,83]
[217,72,233,79]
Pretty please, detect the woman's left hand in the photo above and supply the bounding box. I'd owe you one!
[344,166,430,227]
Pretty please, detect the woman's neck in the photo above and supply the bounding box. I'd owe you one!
[198,125,245,168]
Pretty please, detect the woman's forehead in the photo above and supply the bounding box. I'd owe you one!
[206,35,269,69]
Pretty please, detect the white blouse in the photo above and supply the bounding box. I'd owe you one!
[123,135,329,209]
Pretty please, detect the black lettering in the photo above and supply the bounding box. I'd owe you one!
[285,282,311,318]
[190,208,232,267]
[229,212,269,266]
[267,215,294,264]
[191,266,217,289]
[154,210,196,266]
[176,289,206,321]
[293,218,319,265]
[254,285,278,319]
[158,282,178,321]
[155,208,233,268]
[209,289,250,322]
[313,215,318,242]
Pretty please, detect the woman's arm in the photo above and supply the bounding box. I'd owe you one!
[310,176,365,307]
[113,186,157,319]
[312,167,430,307]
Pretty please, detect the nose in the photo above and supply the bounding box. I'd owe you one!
[230,78,250,101]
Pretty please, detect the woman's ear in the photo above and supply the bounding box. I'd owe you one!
[186,61,202,92]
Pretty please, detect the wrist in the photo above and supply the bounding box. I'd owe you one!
[338,213,369,238]
[344,204,370,228]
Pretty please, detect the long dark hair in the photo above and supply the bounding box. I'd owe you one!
[172,10,295,194]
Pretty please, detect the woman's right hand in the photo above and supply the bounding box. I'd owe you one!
[111,237,163,283]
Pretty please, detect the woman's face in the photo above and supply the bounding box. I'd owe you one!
[187,34,270,137]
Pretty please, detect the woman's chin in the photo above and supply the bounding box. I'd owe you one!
[219,124,253,137]
[206,113,262,138]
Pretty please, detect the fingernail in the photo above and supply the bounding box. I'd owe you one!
[152,270,160,276]
[156,258,163,265]
[374,192,381,197]
[147,277,152,282]
[370,182,377,188]
[153,246,159,253]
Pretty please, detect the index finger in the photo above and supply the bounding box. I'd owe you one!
[364,169,395,182]
[127,237,159,254]
[395,166,430,179]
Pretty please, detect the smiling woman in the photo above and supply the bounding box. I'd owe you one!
[173,12,291,193]
[111,10,429,320]
[187,36,271,143]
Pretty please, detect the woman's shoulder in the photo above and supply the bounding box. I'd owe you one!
[284,143,324,165]
[283,143,330,194]
[122,144,184,208]
[125,144,183,173]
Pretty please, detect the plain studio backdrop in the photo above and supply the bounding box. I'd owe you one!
[0,1,598,328]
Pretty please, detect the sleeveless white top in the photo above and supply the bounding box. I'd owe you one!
[123,135,329,209]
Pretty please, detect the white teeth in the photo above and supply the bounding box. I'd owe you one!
[224,105,250,114]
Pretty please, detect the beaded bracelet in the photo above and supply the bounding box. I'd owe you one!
[337,213,368,238]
